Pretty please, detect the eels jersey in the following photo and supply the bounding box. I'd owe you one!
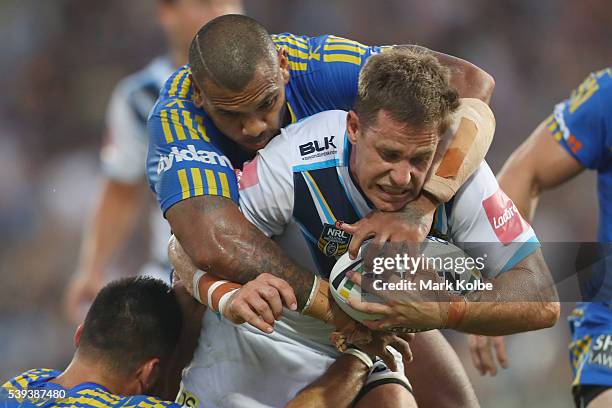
[147,33,383,215]
[547,68,612,243]
[239,110,540,281]
[0,369,179,408]
[552,69,612,388]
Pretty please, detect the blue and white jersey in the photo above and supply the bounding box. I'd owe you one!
[239,109,540,282]
[101,56,174,268]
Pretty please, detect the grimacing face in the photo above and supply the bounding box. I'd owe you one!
[347,110,440,212]
[193,50,291,152]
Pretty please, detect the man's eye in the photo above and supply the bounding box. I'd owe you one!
[411,156,430,167]
[219,110,240,117]
[381,150,400,161]
[258,97,277,111]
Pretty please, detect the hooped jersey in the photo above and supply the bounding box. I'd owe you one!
[0,369,179,408]
[239,110,540,281]
[147,33,384,215]
[546,68,612,242]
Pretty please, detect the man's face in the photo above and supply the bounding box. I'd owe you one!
[196,52,291,152]
[159,0,244,54]
[347,110,439,212]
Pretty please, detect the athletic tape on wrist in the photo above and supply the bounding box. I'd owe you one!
[446,295,468,328]
[302,275,320,313]
[218,288,240,318]
[207,280,229,311]
[192,270,206,304]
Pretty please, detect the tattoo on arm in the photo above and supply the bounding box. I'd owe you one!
[175,195,314,309]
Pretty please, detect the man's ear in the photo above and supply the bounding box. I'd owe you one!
[278,48,290,85]
[190,74,204,108]
[74,324,84,348]
[346,111,361,145]
[135,358,161,395]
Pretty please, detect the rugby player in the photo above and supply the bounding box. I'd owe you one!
[169,49,560,407]
[1,277,183,407]
[148,15,495,406]
[64,0,243,324]
[470,69,612,407]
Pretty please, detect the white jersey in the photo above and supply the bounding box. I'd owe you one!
[181,108,538,407]
[100,56,174,270]
[240,109,539,279]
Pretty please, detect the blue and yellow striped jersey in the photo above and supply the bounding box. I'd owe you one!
[147,33,383,214]
[1,369,179,407]
[546,68,612,243]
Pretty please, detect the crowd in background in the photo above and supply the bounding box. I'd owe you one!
[1,0,609,407]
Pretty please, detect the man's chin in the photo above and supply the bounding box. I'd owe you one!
[371,196,412,212]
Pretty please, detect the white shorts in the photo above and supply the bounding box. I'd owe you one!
[177,311,408,408]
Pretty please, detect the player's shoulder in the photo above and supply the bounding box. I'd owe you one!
[557,67,612,117]
[452,161,497,206]
[2,368,60,390]
[265,110,347,170]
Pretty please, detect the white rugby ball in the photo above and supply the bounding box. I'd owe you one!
[329,236,483,324]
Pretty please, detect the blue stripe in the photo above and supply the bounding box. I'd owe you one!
[293,159,339,172]
[302,173,334,224]
[342,131,350,165]
[337,168,363,218]
[500,236,541,273]
[293,218,324,276]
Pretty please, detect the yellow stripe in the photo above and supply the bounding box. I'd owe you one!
[182,111,200,140]
[218,172,231,198]
[178,169,191,199]
[324,53,361,66]
[195,115,209,141]
[304,171,336,221]
[289,60,308,71]
[274,35,309,48]
[77,389,121,404]
[15,376,28,389]
[168,69,187,98]
[170,110,187,140]
[287,102,296,124]
[283,46,310,60]
[205,169,218,196]
[327,36,367,47]
[178,70,191,98]
[191,168,204,196]
[553,131,563,141]
[160,110,174,143]
[324,44,367,55]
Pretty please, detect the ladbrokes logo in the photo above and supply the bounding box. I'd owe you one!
[482,188,529,245]
[157,145,232,174]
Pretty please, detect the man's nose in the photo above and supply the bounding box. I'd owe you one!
[242,116,268,137]
[389,163,412,187]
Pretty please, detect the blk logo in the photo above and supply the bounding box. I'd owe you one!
[299,136,336,156]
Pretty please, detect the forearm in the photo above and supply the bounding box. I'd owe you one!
[397,45,495,103]
[286,354,369,408]
[167,196,315,309]
[453,252,560,335]
[77,178,146,275]
[424,98,495,204]
[497,145,540,221]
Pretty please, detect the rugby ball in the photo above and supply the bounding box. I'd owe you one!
[329,236,483,324]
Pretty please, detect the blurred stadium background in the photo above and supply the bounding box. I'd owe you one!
[1,0,608,407]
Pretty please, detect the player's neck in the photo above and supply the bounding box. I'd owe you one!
[52,354,122,395]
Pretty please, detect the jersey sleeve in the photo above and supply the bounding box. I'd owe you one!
[313,35,382,109]
[448,162,540,278]
[100,83,152,183]
[547,68,611,170]
[147,101,239,215]
[238,130,295,237]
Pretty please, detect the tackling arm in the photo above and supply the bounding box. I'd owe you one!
[497,119,584,221]
[397,45,495,103]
